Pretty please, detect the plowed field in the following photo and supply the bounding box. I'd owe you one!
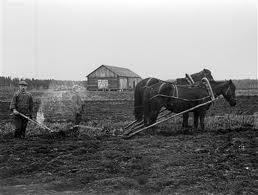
[0,127,256,194]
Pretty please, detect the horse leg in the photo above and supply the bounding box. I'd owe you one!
[199,111,206,131]
[153,105,163,123]
[143,114,150,126]
[193,111,199,130]
[182,112,190,128]
[134,91,143,121]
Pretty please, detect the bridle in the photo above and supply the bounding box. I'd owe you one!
[224,84,236,102]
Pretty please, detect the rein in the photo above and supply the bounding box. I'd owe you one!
[149,94,211,102]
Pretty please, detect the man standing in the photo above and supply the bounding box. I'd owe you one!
[10,80,33,138]
[71,85,83,127]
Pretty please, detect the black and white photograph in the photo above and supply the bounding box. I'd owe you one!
[0,0,257,194]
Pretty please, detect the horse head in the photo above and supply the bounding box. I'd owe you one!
[221,80,236,106]
[190,68,214,83]
[202,68,214,81]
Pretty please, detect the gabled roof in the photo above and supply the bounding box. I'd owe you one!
[87,65,141,78]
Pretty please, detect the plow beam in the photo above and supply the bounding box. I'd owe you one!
[122,107,169,137]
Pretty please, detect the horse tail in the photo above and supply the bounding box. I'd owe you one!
[134,77,158,121]
[134,83,143,121]
[143,86,152,126]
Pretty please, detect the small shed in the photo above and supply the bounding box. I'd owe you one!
[86,65,142,91]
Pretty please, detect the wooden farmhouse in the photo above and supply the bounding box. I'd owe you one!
[86,65,142,91]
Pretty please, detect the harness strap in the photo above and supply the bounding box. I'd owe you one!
[171,84,178,98]
[175,85,178,98]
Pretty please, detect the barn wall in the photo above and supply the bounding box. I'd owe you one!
[88,66,117,78]
[87,77,141,91]
[87,77,118,91]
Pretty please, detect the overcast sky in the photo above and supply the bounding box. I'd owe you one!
[0,0,257,80]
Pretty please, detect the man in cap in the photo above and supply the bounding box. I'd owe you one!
[10,80,33,138]
[71,85,83,128]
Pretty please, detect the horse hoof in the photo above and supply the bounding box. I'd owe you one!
[183,130,193,135]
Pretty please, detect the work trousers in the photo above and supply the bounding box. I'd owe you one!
[75,112,82,125]
[13,115,28,138]
[72,112,82,132]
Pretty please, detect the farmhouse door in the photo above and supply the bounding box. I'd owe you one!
[98,79,108,90]
[119,78,127,90]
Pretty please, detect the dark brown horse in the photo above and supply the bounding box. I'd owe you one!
[143,80,236,130]
[176,68,214,127]
[133,69,214,122]
[175,68,214,85]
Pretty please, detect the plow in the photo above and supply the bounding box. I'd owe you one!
[122,97,217,138]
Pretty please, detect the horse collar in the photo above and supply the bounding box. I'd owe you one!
[146,78,154,86]
[202,78,215,100]
[158,82,166,94]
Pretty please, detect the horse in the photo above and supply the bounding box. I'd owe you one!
[175,68,214,85]
[143,80,236,131]
[133,68,214,122]
[176,68,215,127]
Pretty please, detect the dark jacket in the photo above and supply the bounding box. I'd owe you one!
[10,91,33,116]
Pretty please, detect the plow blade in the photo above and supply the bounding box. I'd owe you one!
[122,108,172,138]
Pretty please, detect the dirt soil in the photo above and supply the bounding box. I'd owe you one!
[0,127,256,194]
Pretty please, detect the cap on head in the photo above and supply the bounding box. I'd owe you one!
[19,80,28,86]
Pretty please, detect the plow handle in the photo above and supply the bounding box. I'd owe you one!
[15,112,53,132]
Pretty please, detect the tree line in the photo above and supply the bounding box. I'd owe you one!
[0,76,257,90]
[0,76,84,90]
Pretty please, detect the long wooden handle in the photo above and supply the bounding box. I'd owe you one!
[17,112,53,132]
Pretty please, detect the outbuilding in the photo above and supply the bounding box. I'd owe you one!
[87,65,142,91]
